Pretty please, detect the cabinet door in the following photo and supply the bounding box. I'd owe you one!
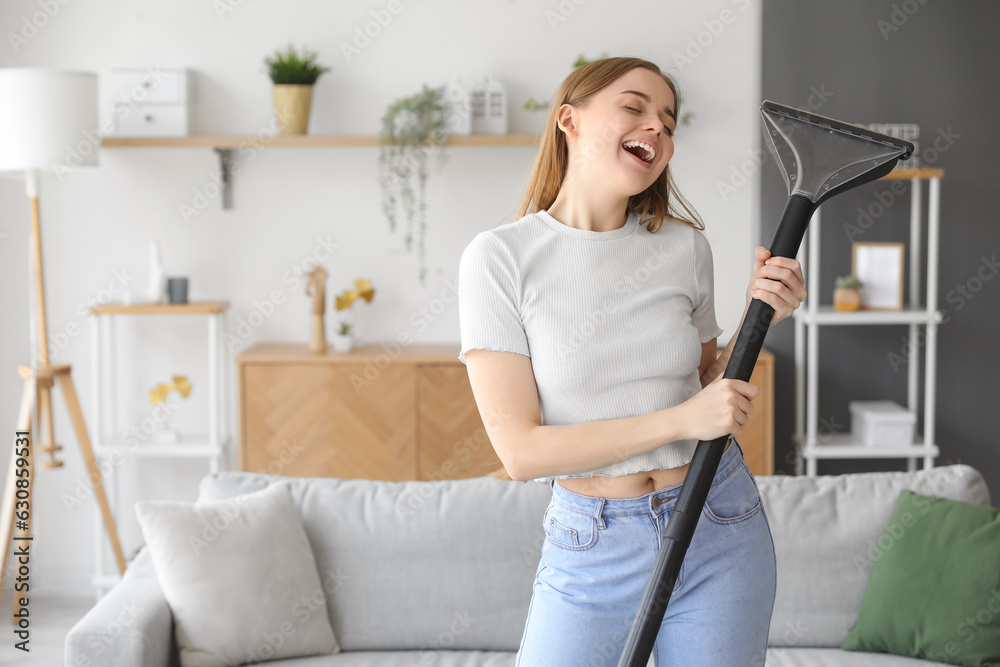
[739,356,774,477]
[417,365,503,480]
[242,363,416,480]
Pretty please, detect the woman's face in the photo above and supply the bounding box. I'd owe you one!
[559,67,677,195]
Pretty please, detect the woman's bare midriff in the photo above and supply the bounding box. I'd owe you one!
[555,439,731,498]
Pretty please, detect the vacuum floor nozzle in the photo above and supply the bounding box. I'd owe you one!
[760,100,915,205]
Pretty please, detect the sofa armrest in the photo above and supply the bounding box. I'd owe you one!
[65,546,179,667]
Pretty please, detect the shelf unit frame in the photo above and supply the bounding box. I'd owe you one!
[87,301,231,596]
[791,168,944,476]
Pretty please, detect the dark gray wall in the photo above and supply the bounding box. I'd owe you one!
[760,0,999,502]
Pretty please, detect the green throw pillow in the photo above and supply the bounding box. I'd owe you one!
[842,489,1000,667]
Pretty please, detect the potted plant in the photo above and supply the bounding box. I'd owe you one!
[834,274,864,312]
[263,43,330,135]
[148,375,192,443]
[332,279,376,353]
[377,84,448,287]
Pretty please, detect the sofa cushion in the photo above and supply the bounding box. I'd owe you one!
[755,464,991,649]
[841,490,1000,666]
[765,647,955,666]
[228,650,518,666]
[136,481,340,666]
[198,472,552,652]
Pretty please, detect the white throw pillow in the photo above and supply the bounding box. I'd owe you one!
[134,481,339,667]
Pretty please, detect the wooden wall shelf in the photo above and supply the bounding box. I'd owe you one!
[89,300,229,315]
[99,134,541,148]
[99,134,541,209]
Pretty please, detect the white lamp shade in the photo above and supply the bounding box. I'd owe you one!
[0,67,99,172]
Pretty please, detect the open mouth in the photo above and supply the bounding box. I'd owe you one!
[622,140,655,166]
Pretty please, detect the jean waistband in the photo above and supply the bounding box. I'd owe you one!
[549,436,745,520]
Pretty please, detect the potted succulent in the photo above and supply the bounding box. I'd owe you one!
[834,274,864,312]
[377,84,448,287]
[263,43,330,135]
[332,279,376,353]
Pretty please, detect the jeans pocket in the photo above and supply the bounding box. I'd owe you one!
[702,462,762,525]
[543,502,599,551]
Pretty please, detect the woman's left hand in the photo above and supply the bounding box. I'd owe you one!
[746,246,807,326]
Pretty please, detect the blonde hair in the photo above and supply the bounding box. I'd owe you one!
[515,56,705,235]
[490,57,705,483]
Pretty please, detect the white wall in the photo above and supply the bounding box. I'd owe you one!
[0,0,762,594]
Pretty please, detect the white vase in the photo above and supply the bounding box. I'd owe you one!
[144,239,166,304]
[151,409,180,443]
[331,332,353,353]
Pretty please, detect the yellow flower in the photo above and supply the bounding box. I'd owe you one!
[149,383,171,404]
[354,279,375,303]
[149,376,194,403]
[335,291,355,311]
[172,375,193,398]
[335,279,375,310]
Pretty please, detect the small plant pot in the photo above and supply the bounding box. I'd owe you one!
[332,332,353,353]
[151,411,180,443]
[834,287,861,312]
[273,84,314,135]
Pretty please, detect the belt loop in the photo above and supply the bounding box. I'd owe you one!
[594,497,606,529]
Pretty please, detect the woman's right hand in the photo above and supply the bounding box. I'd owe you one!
[676,371,758,441]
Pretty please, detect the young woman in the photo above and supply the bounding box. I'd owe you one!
[458,57,806,667]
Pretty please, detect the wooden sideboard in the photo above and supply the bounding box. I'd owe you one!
[236,342,774,481]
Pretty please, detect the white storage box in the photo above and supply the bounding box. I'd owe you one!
[848,400,916,446]
[110,67,190,137]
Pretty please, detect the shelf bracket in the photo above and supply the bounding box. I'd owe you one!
[213,148,234,210]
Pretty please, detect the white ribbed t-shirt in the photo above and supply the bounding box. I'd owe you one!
[457,208,725,484]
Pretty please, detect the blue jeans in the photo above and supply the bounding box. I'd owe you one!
[514,437,777,667]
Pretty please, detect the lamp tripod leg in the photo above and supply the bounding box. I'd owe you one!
[1,377,36,625]
[56,370,127,576]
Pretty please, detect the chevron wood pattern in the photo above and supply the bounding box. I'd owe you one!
[236,344,773,482]
[242,360,416,480]
[417,365,503,480]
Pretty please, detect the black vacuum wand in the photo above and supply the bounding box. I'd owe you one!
[617,101,914,667]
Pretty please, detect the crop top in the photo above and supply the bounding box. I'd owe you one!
[457,208,725,484]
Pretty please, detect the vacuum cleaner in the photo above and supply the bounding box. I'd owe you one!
[617,101,914,666]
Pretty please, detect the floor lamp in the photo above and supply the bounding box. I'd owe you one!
[0,68,126,622]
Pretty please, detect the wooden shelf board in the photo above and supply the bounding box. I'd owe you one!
[880,168,944,180]
[236,341,462,365]
[90,300,229,315]
[100,134,541,148]
[95,434,229,458]
[793,305,942,325]
[793,432,938,458]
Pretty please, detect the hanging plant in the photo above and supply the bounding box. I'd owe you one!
[377,84,448,287]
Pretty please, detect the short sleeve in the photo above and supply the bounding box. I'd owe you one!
[691,229,725,344]
[457,233,531,365]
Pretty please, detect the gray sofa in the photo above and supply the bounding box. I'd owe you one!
[66,462,992,667]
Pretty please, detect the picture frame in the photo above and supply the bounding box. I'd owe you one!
[852,242,905,310]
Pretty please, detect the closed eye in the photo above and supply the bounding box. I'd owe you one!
[625,106,675,136]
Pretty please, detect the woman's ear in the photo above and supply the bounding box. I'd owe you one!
[555,103,578,138]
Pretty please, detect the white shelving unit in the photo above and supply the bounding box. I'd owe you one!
[791,169,944,477]
[87,301,231,596]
